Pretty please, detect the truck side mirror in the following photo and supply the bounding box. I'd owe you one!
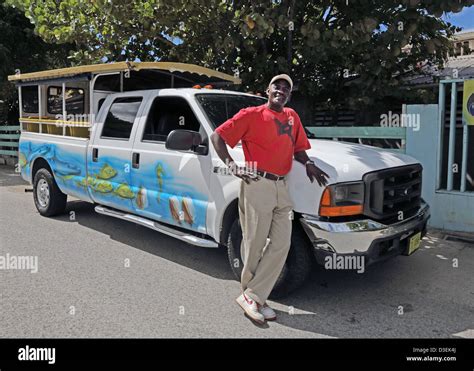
[165,130,207,155]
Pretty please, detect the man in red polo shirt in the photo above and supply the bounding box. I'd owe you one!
[210,74,329,324]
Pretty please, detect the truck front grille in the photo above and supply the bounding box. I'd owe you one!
[363,164,422,224]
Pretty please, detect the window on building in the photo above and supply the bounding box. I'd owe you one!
[463,41,471,55]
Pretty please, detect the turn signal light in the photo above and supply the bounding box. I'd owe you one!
[319,184,364,217]
[320,204,364,217]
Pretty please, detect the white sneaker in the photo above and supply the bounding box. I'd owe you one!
[236,293,265,324]
[259,303,277,321]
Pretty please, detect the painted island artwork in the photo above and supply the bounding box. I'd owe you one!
[19,141,208,234]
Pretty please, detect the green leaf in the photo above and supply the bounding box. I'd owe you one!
[2,0,465,113]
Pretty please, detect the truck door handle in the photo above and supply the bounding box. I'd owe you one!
[92,148,99,162]
[132,152,140,169]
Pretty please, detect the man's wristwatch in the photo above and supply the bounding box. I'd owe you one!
[305,160,315,167]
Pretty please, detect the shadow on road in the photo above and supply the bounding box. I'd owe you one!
[48,199,424,337]
[52,200,236,282]
[0,165,27,188]
[5,160,470,338]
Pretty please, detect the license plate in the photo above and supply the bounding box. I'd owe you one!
[407,232,422,255]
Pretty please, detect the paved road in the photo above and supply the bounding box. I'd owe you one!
[0,165,473,338]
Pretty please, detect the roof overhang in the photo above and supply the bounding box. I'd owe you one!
[8,61,241,87]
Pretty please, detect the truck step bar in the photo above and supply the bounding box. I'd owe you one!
[94,205,219,248]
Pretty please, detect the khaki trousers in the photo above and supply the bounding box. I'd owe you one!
[238,177,293,305]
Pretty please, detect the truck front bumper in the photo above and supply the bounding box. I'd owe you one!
[299,201,430,266]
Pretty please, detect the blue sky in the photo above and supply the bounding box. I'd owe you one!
[443,6,474,31]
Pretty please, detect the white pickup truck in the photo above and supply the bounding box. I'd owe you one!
[11,62,430,297]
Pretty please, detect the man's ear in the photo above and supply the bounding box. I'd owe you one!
[265,88,270,96]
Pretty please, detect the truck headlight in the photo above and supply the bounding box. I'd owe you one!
[319,181,365,217]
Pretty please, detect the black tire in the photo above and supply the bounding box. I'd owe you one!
[227,217,314,299]
[33,168,67,217]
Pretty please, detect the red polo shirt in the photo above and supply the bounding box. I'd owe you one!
[215,104,311,176]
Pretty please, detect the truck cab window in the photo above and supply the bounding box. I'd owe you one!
[97,98,106,113]
[195,94,266,128]
[101,97,142,140]
[142,96,201,142]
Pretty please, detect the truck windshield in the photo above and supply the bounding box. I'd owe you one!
[195,93,266,128]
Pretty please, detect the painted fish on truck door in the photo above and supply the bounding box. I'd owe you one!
[87,157,207,233]
[18,141,90,201]
[19,141,208,233]
[129,160,208,234]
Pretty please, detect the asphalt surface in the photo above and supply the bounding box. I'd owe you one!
[0,165,473,338]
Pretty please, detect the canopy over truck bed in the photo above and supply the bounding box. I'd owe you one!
[8,62,240,138]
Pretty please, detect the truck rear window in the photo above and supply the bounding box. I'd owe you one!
[101,97,142,140]
[195,94,265,128]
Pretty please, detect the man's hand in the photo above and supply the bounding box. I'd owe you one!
[306,163,329,186]
[228,162,260,184]
[294,151,330,186]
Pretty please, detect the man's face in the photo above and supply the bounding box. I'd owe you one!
[267,79,291,107]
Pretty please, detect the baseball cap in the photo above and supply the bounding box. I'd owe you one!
[268,74,293,91]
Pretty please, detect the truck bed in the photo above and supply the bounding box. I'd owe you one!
[19,132,93,203]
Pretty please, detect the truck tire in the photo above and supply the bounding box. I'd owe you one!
[33,168,67,217]
[227,217,314,299]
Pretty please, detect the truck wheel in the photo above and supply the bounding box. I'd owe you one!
[33,168,67,217]
[227,217,314,299]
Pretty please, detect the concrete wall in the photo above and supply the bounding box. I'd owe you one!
[406,104,474,233]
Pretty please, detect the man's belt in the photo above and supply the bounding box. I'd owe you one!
[255,170,286,181]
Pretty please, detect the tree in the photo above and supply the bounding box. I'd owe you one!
[0,0,74,123]
[5,0,473,111]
